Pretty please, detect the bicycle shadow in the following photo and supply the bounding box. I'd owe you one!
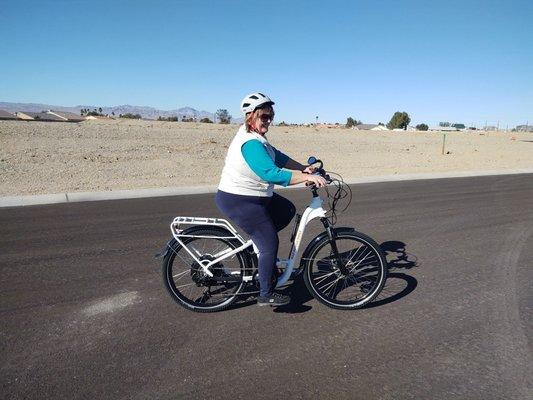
[365,240,419,308]
[381,240,418,270]
[273,240,419,313]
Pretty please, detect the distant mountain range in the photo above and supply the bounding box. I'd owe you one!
[0,101,243,122]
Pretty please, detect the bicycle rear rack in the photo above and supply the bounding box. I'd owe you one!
[170,216,246,243]
[169,216,253,278]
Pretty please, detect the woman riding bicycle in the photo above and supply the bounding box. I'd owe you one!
[215,92,327,307]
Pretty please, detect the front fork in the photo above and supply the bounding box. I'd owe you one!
[320,218,350,276]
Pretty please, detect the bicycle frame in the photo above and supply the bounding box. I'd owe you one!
[170,192,329,288]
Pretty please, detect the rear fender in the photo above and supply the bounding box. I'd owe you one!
[154,238,176,259]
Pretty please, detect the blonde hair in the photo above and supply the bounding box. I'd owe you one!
[245,105,275,132]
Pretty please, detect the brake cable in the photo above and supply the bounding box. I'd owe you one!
[323,171,352,225]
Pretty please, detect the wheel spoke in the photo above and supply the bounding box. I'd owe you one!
[318,276,341,293]
[172,269,189,281]
[201,239,206,256]
[175,281,196,289]
[347,250,376,272]
[329,277,342,298]
[340,276,348,293]
[175,250,194,268]
[212,241,224,253]
[313,270,338,284]
[345,244,364,266]
[198,289,211,303]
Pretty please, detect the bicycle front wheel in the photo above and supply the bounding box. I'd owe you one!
[303,230,387,309]
[162,227,249,313]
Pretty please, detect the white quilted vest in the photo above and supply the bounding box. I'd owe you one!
[218,125,276,197]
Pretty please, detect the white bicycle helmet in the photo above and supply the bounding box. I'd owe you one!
[240,92,275,115]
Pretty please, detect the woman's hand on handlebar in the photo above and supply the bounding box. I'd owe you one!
[305,174,327,188]
[302,165,318,174]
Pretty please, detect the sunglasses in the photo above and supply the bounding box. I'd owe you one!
[259,114,274,123]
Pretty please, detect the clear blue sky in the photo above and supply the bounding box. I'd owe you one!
[1,0,532,127]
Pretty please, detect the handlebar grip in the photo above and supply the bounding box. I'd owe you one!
[303,162,331,186]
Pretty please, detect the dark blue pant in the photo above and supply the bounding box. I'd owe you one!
[215,190,296,297]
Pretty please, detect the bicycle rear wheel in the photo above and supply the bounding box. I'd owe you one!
[162,226,250,312]
[303,230,387,309]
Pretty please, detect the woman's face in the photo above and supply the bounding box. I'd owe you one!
[253,107,274,135]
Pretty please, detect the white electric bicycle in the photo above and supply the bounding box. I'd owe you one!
[158,157,388,312]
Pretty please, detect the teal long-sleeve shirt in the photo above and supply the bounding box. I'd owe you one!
[241,140,292,186]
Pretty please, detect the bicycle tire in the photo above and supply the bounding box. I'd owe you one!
[303,230,387,309]
[162,226,251,313]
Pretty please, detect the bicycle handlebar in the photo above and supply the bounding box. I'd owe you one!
[305,157,332,187]
[305,156,353,219]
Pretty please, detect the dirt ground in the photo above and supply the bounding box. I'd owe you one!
[1,119,532,196]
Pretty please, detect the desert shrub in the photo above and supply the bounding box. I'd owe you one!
[81,108,105,117]
[157,116,178,121]
[200,117,213,123]
[216,109,232,124]
[120,113,142,119]
[416,123,429,131]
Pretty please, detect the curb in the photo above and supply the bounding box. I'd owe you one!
[342,169,533,185]
[2,169,533,208]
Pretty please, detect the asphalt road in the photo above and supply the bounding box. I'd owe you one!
[1,175,531,400]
